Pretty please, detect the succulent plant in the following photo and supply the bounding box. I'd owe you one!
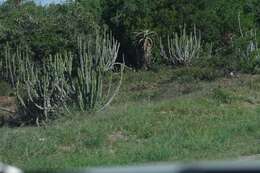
[160,25,201,66]
[134,29,156,69]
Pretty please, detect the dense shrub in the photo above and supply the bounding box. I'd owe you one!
[100,0,258,67]
[0,0,259,69]
[0,0,99,61]
[232,27,260,73]
[206,24,260,74]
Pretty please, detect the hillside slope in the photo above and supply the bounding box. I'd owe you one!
[0,66,260,170]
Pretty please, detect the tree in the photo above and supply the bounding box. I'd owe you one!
[134,30,156,69]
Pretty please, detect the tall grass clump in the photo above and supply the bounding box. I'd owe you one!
[160,25,202,66]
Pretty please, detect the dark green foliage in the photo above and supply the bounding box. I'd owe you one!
[232,28,260,74]
[0,0,260,70]
[100,0,259,67]
[0,0,99,61]
[100,0,177,67]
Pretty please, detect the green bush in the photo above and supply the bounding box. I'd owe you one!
[101,0,256,67]
[0,0,258,69]
[0,1,99,61]
[232,28,260,73]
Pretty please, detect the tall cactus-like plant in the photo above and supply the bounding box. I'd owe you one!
[76,37,102,111]
[1,30,123,124]
[160,25,201,66]
[16,52,74,124]
[237,13,260,62]
[75,34,124,112]
[98,30,120,71]
[229,13,260,73]
[1,44,32,87]
[4,43,15,86]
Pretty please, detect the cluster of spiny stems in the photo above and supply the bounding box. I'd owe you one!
[0,44,32,87]
[16,52,74,124]
[75,33,123,112]
[237,13,260,62]
[160,25,201,66]
[0,29,123,125]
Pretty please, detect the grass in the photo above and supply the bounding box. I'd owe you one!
[1,66,260,170]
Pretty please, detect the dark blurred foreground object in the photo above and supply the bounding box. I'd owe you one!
[2,161,260,173]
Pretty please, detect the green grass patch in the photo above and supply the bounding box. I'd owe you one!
[1,67,260,170]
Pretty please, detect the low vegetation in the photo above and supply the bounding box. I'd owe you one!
[1,68,260,170]
[0,0,260,170]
